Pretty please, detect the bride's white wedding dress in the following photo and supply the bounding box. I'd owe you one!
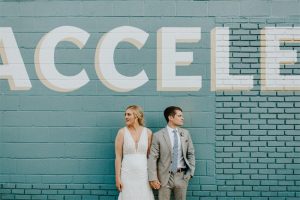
[118,127,155,200]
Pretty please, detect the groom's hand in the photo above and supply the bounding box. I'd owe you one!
[149,180,161,190]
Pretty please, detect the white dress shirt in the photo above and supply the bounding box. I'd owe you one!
[167,126,186,169]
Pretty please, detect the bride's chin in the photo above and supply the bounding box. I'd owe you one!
[125,121,132,126]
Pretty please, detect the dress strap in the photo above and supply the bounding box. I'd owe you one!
[139,127,147,146]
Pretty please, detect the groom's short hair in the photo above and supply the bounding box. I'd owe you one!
[164,106,182,122]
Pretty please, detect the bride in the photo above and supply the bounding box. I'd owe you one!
[115,105,155,200]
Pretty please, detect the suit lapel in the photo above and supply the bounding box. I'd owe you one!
[178,128,187,156]
[162,128,172,154]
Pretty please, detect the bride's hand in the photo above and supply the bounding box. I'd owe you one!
[116,179,123,192]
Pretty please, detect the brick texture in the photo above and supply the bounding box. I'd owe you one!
[1,0,300,199]
[215,17,300,199]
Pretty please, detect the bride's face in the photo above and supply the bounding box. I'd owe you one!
[125,109,136,126]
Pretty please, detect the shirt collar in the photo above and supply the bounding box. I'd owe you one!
[167,125,178,133]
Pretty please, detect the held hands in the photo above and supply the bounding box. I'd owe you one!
[149,180,161,190]
[116,178,123,192]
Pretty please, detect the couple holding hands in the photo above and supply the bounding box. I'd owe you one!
[115,105,195,200]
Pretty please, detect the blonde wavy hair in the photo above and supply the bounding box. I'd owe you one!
[126,105,145,126]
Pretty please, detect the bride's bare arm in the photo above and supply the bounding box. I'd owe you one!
[147,128,153,158]
[115,129,124,192]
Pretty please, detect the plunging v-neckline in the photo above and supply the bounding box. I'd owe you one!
[126,127,144,151]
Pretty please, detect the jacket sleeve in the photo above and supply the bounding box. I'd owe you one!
[186,131,195,177]
[147,133,160,181]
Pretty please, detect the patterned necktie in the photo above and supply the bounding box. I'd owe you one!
[171,129,178,173]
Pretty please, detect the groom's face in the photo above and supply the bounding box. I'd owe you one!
[169,110,184,127]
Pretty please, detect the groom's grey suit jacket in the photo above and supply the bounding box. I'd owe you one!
[148,127,195,187]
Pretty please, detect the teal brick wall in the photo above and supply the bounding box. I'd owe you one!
[0,0,299,199]
[215,16,300,199]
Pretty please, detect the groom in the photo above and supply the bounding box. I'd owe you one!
[148,106,195,200]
